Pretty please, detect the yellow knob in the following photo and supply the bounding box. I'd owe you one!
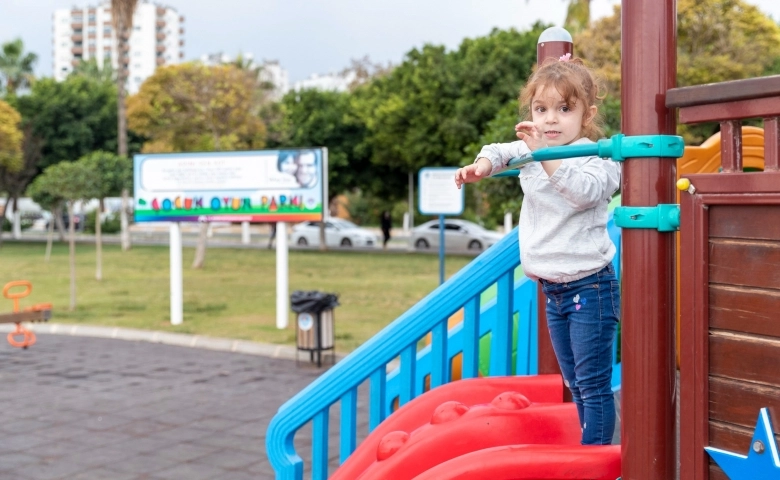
[677,178,691,191]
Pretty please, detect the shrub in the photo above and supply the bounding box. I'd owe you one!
[84,210,121,234]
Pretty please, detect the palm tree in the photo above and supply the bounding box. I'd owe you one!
[230,53,262,77]
[111,0,138,251]
[564,0,591,35]
[525,0,591,36]
[71,58,115,84]
[0,39,38,96]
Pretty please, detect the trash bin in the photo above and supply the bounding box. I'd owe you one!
[290,290,339,367]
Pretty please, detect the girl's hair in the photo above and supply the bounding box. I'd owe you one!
[277,150,300,170]
[519,56,606,140]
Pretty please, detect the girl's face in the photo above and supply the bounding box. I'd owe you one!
[530,87,596,146]
[279,156,298,176]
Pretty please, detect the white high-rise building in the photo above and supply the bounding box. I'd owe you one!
[52,1,184,93]
[200,52,290,101]
[292,71,356,93]
[259,60,289,101]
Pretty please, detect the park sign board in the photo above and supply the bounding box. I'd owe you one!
[133,148,326,223]
[418,167,464,216]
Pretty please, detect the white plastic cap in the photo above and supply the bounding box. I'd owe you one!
[538,27,573,44]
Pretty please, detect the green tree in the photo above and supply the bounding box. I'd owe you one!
[576,0,780,144]
[128,62,267,268]
[347,26,544,227]
[0,99,22,172]
[354,44,458,181]
[13,76,124,170]
[111,0,139,252]
[462,100,526,225]
[678,0,780,86]
[111,0,138,157]
[31,161,100,310]
[0,99,25,242]
[0,101,44,244]
[26,171,64,261]
[273,88,374,205]
[127,63,266,153]
[525,1,591,37]
[0,39,37,96]
[564,0,591,35]
[78,151,132,280]
[71,58,115,84]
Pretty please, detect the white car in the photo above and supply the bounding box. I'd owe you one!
[291,218,379,248]
[411,219,505,251]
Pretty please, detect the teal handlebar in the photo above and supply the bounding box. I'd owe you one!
[492,134,684,177]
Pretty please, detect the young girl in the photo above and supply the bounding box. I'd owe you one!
[454,55,621,445]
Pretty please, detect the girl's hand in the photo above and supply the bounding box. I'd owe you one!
[454,158,492,189]
[515,121,547,151]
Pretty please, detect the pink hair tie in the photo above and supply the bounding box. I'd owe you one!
[559,53,572,62]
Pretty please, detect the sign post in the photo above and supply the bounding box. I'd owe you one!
[134,148,326,326]
[418,167,464,284]
[169,222,182,325]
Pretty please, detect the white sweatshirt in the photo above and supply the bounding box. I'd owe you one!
[476,137,621,283]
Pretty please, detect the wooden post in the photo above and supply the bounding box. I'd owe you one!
[621,1,677,478]
[535,27,572,381]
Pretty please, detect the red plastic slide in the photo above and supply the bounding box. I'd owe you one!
[355,392,581,479]
[413,444,622,480]
[330,375,564,480]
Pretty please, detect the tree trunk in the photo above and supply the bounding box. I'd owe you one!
[318,221,326,251]
[45,209,54,262]
[67,201,77,311]
[54,205,66,242]
[0,193,8,248]
[117,19,128,157]
[407,170,415,251]
[120,188,131,250]
[192,222,209,268]
[95,199,103,281]
[11,197,21,239]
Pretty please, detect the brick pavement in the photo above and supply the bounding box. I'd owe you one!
[0,330,677,479]
[0,333,340,480]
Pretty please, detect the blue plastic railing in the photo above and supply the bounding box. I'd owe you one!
[267,214,622,480]
[384,214,622,413]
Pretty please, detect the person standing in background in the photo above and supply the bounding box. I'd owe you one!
[267,222,276,249]
[380,210,392,249]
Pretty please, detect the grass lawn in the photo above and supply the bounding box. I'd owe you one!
[0,241,474,352]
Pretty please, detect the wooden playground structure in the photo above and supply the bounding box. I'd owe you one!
[552,2,780,478]
[266,1,780,478]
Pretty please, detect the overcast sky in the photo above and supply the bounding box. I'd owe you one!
[2,0,779,84]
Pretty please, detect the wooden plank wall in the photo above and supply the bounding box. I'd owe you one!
[707,204,780,479]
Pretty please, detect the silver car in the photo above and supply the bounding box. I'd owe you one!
[411,219,505,251]
[291,218,379,248]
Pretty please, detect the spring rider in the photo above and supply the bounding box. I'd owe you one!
[1,281,52,348]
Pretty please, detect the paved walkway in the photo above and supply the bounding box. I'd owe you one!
[0,329,337,479]
[0,326,679,479]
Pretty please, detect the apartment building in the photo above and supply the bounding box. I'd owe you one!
[200,52,290,101]
[52,1,184,93]
[292,71,357,93]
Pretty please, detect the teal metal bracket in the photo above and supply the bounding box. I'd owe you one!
[598,134,685,162]
[613,204,680,232]
[493,133,685,176]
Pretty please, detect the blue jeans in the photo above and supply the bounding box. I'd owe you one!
[540,263,620,445]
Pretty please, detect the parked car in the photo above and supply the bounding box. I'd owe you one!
[291,218,379,248]
[411,219,505,251]
[45,213,85,232]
